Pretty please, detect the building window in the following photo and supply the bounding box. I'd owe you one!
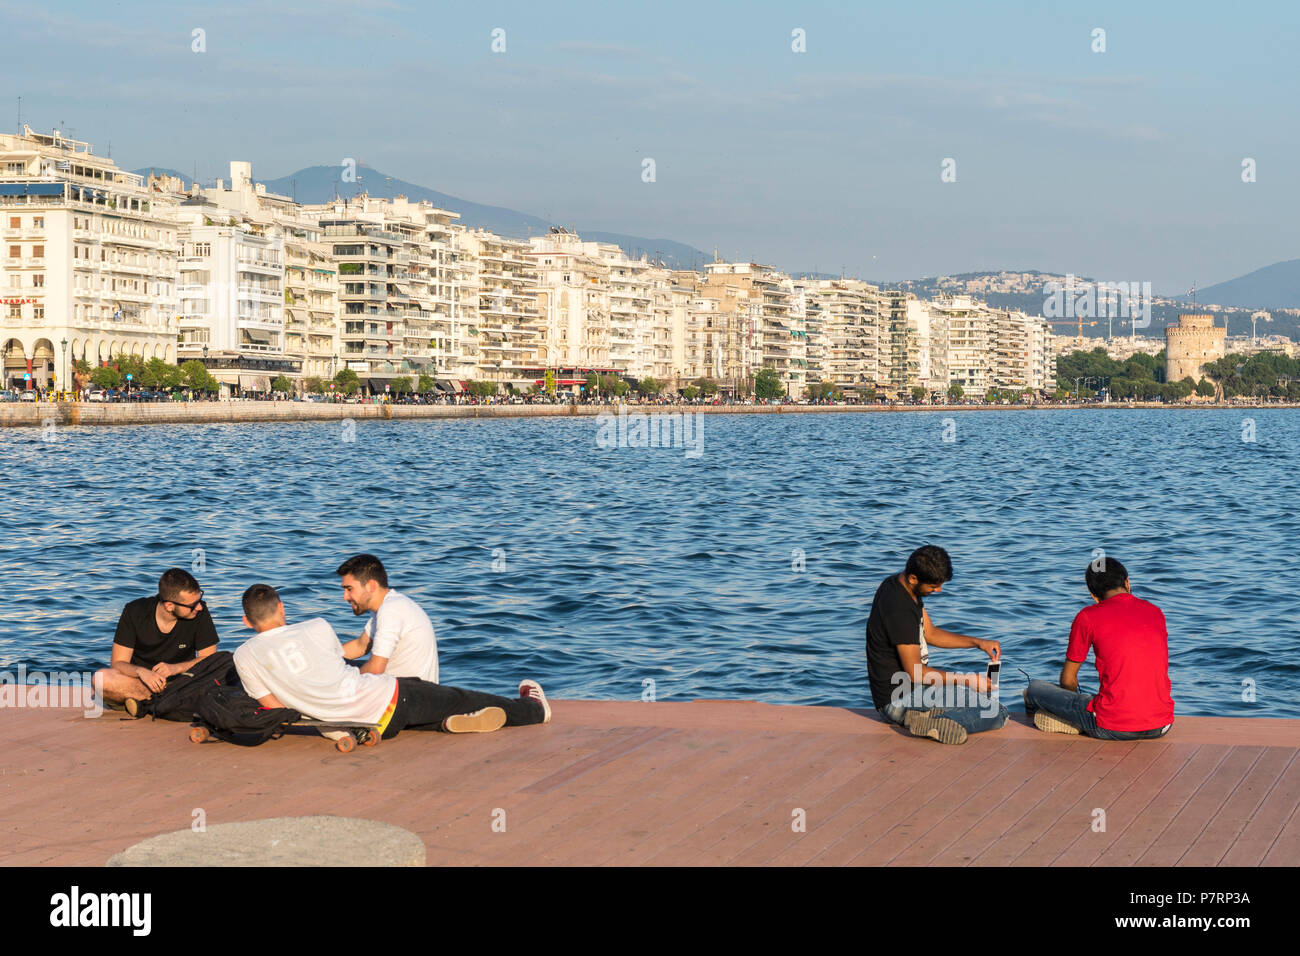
[33,306,43,320]
[33,245,43,258]
[7,245,18,258]
[7,305,19,319]
[33,217,43,229]
[33,274,44,288]
[8,217,18,229]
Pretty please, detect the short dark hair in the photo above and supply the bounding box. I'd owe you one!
[905,545,953,586]
[159,568,201,602]
[1085,557,1129,599]
[242,583,282,626]
[335,553,388,589]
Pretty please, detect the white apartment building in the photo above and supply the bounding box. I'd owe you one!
[457,229,539,385]
[935,295,992,394]
[798,279,883,396]
[174,209,288,394]
[890,296,950,395]
[702,262,804,396]
[159,162,342,388]
[529,230,612,376]
[0,127,179,390]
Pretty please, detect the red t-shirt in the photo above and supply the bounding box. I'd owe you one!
[1066,592,1175,731]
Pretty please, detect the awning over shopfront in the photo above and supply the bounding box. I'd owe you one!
[366,378,392,392]
[239,374,272,391]
[434,379,460,393]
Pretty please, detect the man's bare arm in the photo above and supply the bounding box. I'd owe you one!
[255,692,287,709]
[359,654,388,675]
[109,642,165,692]
[1059,659,1083,692]
[898,644,988,693]
[922,609,1000,659]
[341,633,371,659]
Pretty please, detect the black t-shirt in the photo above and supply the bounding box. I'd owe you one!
[113,596,219,668]
[865,574,928,710]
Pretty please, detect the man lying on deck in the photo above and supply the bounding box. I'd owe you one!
[233,584,550,739]
[1024,557,1174,740]
[866,545,1007,745]
[96,568,219,715]
[335,553,439,682]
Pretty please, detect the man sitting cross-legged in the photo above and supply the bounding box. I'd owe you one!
[96,567,220,715]
[233,583,550,738]
[1024,556,1174,740]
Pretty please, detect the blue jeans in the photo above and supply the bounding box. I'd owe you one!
[881,680,1009,735]
[1023,679,1171,740]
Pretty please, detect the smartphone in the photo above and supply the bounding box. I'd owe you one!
[985,660,1001,693]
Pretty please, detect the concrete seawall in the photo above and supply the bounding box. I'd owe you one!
[0,400,1288,428]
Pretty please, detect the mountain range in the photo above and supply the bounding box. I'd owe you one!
[133,163,1300,324]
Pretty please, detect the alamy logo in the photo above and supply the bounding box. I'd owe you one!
[890,673,1000,718]
[50,886,151,936]
[595,406,704,458]
[1043,274,1152,330]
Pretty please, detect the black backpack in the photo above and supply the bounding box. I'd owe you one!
[140,650,239,722]
[194,684,301,746]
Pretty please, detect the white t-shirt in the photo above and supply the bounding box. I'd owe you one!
[234,617,397,724]
[361,589,439,684]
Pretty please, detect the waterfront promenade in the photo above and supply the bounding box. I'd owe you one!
[0,399,1291,428]
[2,698,1295,866]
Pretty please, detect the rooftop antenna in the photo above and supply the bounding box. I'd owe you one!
[16,96,20,132]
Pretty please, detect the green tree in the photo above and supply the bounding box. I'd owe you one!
[948,383,964,400]
[271,375,294,394]
[180,360,218,392]
[693,377,719,398]
[911,386,927,402]
[305,376,324,394]
[585,372,600,397]
[417,374,436,394]
[90,366,120,390]
[611,378,630,398]
[754,366,783,400]
[544,369,557,396]
[862,387,878,402]
[638,376,662,397]
[333,368,361,396]
[139,358,170,388]
[682,385,700,401]
[389,376,412,395]
[1195,378,1215,398]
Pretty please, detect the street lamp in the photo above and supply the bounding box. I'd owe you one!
[60,338,68,400]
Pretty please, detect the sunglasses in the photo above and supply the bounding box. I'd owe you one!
[164,591,205,612]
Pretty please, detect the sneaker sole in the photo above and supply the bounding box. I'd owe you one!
[903,710,968,745]
[1034,711,1082,735]
[443,707,506,734]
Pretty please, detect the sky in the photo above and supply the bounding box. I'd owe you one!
[3,0,1296,293]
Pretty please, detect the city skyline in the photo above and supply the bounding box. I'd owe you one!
[3,0,1296,294]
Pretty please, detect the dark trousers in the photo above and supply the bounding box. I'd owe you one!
[383,677,545,739]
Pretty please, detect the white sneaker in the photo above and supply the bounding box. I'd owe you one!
[518,679,551,723]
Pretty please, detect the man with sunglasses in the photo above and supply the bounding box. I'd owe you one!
[95,568,220,714]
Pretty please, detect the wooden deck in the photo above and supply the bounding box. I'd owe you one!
[1,699,1296,866]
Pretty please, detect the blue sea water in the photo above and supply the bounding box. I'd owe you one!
[1,409,1296,718]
